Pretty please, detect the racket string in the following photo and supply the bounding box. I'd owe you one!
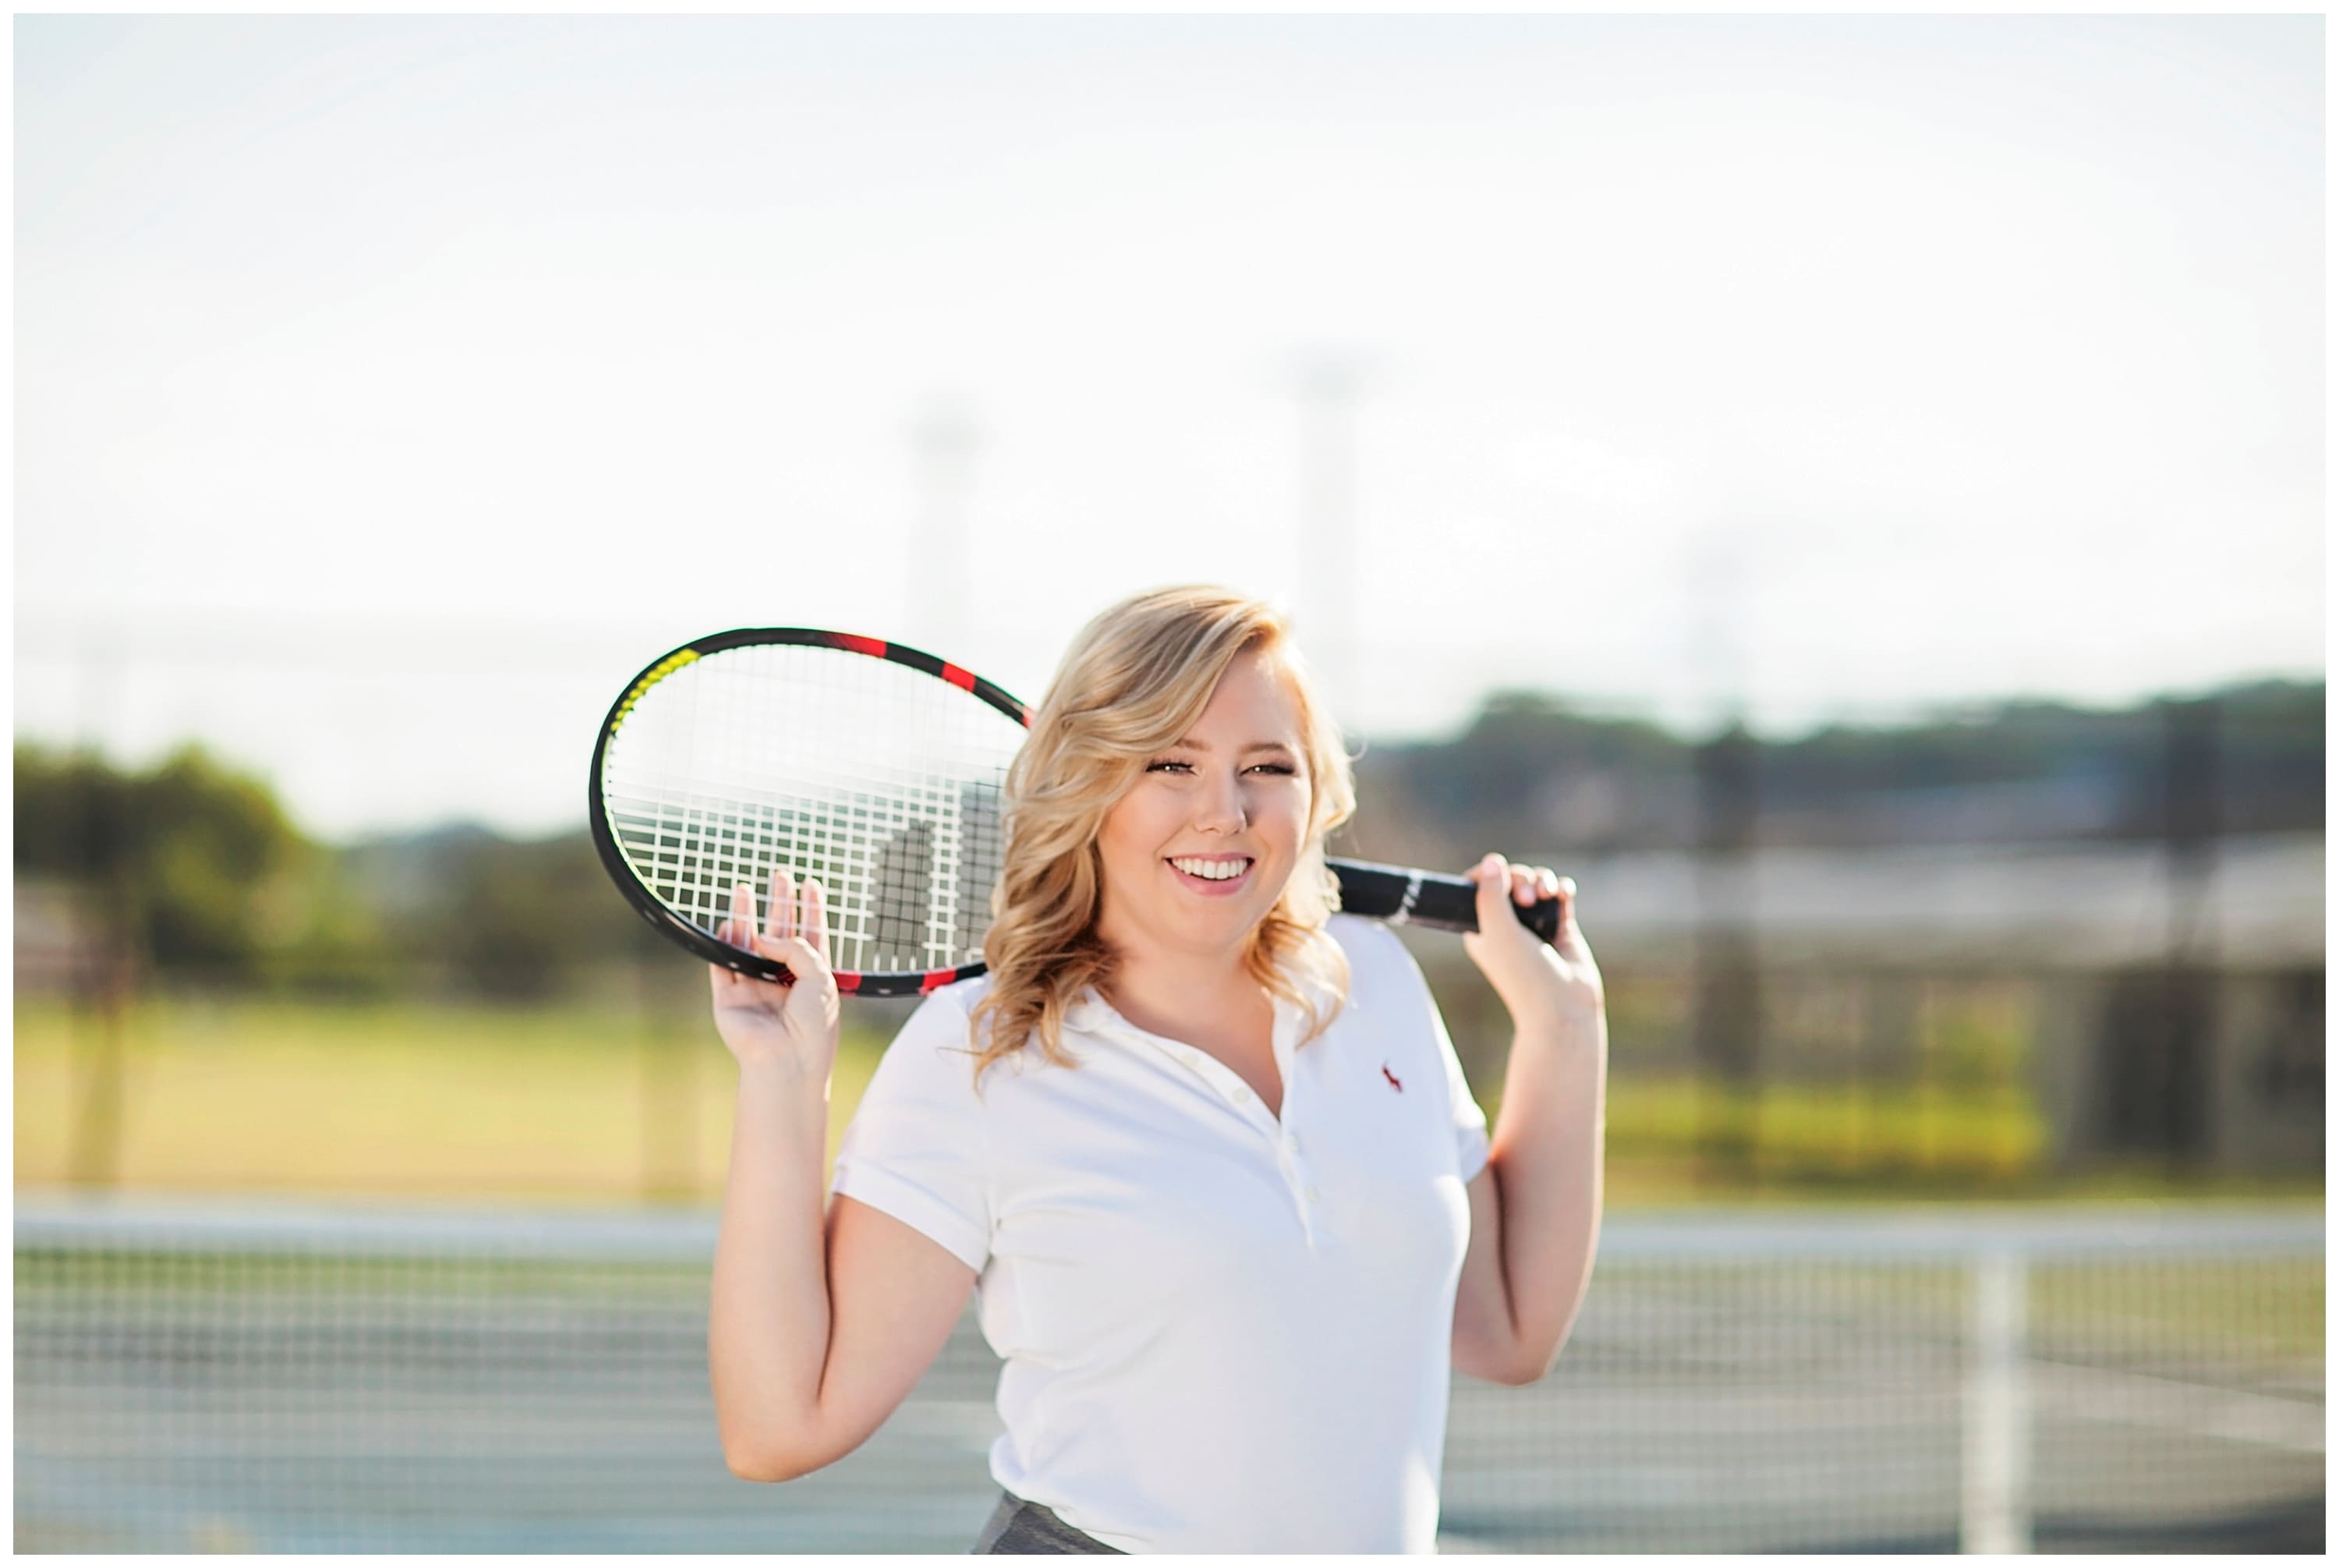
[602,642,1023,978]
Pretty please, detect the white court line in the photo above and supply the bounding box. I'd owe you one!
[2027,1360,2324,1453]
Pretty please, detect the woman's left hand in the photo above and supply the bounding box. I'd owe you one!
[1463,852,1606,1033]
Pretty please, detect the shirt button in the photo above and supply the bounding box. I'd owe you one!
[1285,1132,1300,1152]
[1305,1184,1322,1204]
[1232,1085,1251,1103]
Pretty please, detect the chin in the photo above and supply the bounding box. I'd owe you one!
[1202,888,1285,940]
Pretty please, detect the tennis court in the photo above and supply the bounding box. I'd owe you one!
[15,1198,2321,1553]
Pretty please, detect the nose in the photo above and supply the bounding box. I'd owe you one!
[1192,766,1248,835]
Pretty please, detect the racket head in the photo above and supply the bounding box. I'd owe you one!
[588,628,1033,997]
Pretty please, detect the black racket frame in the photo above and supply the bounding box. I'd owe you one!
[589,628,1559,996]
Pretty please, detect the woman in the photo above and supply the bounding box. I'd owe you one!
[705,586,1608,1553]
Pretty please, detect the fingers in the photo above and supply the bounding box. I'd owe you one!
[1499,863,1566,901]
[1477,855,1575,922]
[1537,869,1580,943]
[713,866,833,994]
[1472,851,1513,929]
[777,861,805,945]
[713,882,753,995]
[798,876,830,960]
[764,934,824,977]
[1509,864,1536,907]
[717,876,805,981]
[757,865,830,963]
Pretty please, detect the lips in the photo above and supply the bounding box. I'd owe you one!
[1165,855,1255,896]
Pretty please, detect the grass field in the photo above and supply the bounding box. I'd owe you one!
[15,997,888,1202]
[15,996,2324,1207]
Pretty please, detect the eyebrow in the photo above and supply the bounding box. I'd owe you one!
[1171,738,1297,755]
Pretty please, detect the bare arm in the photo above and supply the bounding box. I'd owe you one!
[1474,1008,1607,1382]
[713,1072,976,1478]
[708,1050,834,1475]
[705,872,978,1480]
[1449,855,1609,1386]
[1450,1163,1518,1382]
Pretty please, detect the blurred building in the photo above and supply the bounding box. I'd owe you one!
[1472,830,2323,1175]
[14,880,98,996]
[1360,685,2323,1182]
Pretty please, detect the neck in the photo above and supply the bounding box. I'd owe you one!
[1096,929,1265,1037]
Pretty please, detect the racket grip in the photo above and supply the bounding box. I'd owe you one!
[1326,858,1561,945]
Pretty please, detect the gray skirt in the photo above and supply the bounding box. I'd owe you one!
[971,1491,1126,1554]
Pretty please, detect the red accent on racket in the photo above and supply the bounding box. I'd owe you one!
[589,628,1559,998]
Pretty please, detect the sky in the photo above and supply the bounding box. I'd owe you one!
[13,14,2324,841]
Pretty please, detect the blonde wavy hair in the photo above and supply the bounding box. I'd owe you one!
[966,586,1357,1085]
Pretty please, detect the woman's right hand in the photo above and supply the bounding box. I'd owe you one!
[710,869,840,1076]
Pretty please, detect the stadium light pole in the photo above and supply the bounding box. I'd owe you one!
[1683,526,1762,1187]
[1683,524,1753,743]
[1296,353,1363,735]
[66,635,132,1190]
[2153,693,2220,1168]
[908,395,981,656]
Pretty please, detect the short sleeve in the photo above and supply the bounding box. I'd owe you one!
[829,986,993,1273]
[1342,918,1492,1184]
[1427,979,1492,1184]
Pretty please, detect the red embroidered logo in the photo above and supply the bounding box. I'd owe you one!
[1382,1063,1404,1092]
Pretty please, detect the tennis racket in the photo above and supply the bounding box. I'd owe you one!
[588,628,1560,996]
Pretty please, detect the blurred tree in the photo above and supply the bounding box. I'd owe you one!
[345,823,664,1001]
[257,854,396,998]
[16,671,2315,1003]
[1349,677,2321,860]
[440,834,624,1000]
[15,743,317,984]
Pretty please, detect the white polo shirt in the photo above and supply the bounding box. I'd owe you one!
[829,915,1490,1554]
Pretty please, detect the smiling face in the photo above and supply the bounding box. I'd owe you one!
[1092,646,1315,968]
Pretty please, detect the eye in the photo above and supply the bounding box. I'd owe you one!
[1145,759,1194,774]
[1245,763,1298,776]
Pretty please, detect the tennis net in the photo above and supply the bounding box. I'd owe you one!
[15,1197,2322,1552]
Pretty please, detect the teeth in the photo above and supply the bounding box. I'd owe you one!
[1170,857,1251,881]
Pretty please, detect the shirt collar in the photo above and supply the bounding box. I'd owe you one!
[1061,989,1117,1038]
[1062,971,1339,1050]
